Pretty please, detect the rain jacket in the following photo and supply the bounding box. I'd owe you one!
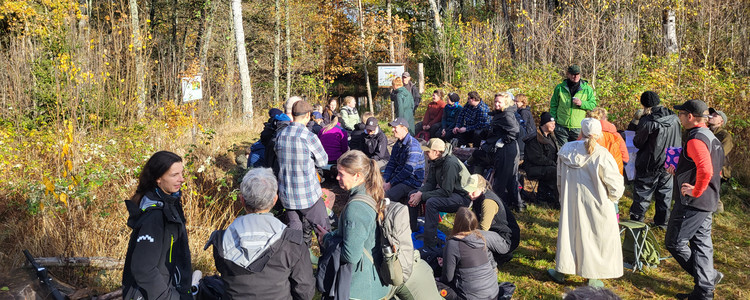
[419,143,470,200]
[122,190,192,300]
[633,106,681,176]
[555,140,624,279]
[549,79,597,129]
[392,87,416,135]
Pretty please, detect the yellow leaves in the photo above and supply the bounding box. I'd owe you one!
[58,192,68,206]
[43,177,55,195]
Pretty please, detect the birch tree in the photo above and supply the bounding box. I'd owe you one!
[231,0,254,119]
[129,0,146,119]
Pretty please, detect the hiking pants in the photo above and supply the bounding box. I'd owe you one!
[553,125,580,148]
[665,203,717,298]
[493,140,523,210]
[285,197,330,248]
[630,171,673,226]
[423,193,471,248]
[386,183,417,205]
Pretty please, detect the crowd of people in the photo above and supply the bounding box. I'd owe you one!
[122,68,729,299]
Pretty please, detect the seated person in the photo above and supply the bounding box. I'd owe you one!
[339,96,360,132]
[383,118,425,209]
[514,93,537,159]
[259,108,291,170]
[416,89,446,139]
[318,115,349,163]
[522,112,559,206]
[436,207,499,300]
[349,111,374,152]
[408,138,471,249]
[465,174,520,266]
[361,116,390,169]
[450,91,491,147]
[307,111,323,134]
[439,92,464,141]
[205,168,314,299]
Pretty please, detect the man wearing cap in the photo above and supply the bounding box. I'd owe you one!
[667,99,724,300]
[274,100,330,248]
[521,112,559,206]
[439,92,464,141]
[629,91,681,229]
[708,108,732,183]
[361,116,390,169]
[549,64,598,148]
[383,117,425,208]
[408,138,471,249]
[403,72,421,113]
[307,111,323,134]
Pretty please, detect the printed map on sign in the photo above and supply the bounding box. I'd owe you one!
[181,75,202,102]
[377,64,405,88]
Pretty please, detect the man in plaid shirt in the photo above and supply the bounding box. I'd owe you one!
[275,100,330,247]
[384,117,425,208]
[452,91,491,147]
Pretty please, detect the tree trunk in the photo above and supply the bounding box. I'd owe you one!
[663,9,678,55]
[200,0,219,75]
[357,0,374,112]
[231,0,254,119]
[387,0,394,63]
[129,0,146,119]
[501,0,517,61]
[285,0,292,99]
[274,0,281,103]
[427,0,444,39]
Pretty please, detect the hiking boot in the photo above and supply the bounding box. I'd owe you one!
[716,200,724,213]
[649,222,667,231]
[587,279,604,287]
[629,214,644,222]
[546,268,565,284]
[714,271,724,285]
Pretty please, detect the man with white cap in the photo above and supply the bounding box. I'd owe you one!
[548,118,624,288]
[407,138,471,250]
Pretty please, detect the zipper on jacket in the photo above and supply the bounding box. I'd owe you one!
[169,234,174,263]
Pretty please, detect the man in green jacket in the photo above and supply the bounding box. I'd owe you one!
[549,64,598,147]
[408,138,471,250]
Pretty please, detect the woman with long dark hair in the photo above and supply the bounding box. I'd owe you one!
[323,96,338,126]
[438,207,499,300]
[122,151,193,300]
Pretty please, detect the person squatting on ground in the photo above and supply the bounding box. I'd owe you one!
[548,118,625,288]
[487,92,524,212]
[452,91,491,147]
[408,138,471,250]
[439,92,464,141]
[629,91,681,229]
[274,100,331,248]
[666,99,724,300]
[205,168,314,299]
[437,207,500,300]
[415,89,446,139]
[383,117,425,210]
[466,174,521,267]
[391,77,416,135]
[522,112,559,206]
[122,151,192,300]
[549,64,598,148]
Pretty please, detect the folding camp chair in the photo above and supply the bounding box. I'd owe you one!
[619,220,667,272]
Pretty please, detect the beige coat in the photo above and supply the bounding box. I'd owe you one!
[555,140,625,279]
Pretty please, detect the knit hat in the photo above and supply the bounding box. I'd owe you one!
[581,118,602,138]
[540,112,555,126]
[268,108,283,119]
[640,91,661,108]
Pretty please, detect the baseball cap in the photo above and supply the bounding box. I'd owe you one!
[674,99,708,117]
[402,72,411,78]
[567,64,581,75]
[388,117,409,128]
[365,117,379,131]
[421,138,446,152]
[709,108,728,125]
[312,111,323,119]
[463,174,483,193]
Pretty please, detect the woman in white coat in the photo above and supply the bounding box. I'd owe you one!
[547,118,625,287]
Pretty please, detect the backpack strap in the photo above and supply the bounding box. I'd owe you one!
[346,194,379,265]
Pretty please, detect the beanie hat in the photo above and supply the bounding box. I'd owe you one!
[540,112,555,126]
[640,91,660,108]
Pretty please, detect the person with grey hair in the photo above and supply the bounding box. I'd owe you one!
[205,168,315,299]
[285,96,303,119]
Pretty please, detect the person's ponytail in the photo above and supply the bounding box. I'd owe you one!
[365,158,386,222]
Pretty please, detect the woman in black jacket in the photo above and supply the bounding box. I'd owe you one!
[487,92,523,211]
[122,151,193,300]
[522,112,559,207]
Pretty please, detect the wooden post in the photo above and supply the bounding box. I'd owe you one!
[418,63,424,94]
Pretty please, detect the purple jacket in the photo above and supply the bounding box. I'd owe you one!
[318,125,349,162]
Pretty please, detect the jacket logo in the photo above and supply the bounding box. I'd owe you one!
[136,235,154,243]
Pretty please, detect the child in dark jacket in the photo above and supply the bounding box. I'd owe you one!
[437,207,499,300]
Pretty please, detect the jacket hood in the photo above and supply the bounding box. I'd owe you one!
[558,140,594,169]
[126,189,183,228]
[650,106,679,127]
[457,233,487,249]
[219,213,287,268]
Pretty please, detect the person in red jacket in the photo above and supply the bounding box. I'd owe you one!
[416,89,446,139]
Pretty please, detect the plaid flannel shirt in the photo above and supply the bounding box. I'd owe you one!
[454,100,491,131]
[274,122,328,209]
[383,134,425,188]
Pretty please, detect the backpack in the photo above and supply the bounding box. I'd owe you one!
[349,195,416,286]
[514,110,527,136]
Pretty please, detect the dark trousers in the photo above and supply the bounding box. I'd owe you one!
[493,141,523,209]
[453,129,485,147]
[386,183,417,204]
[630,171,673,225]
[481,230,512,268]
[284,197,330,248]
[421,193,471,247]
[415,122,442,139]
[553,125,581,148]
[665,203,717,298]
